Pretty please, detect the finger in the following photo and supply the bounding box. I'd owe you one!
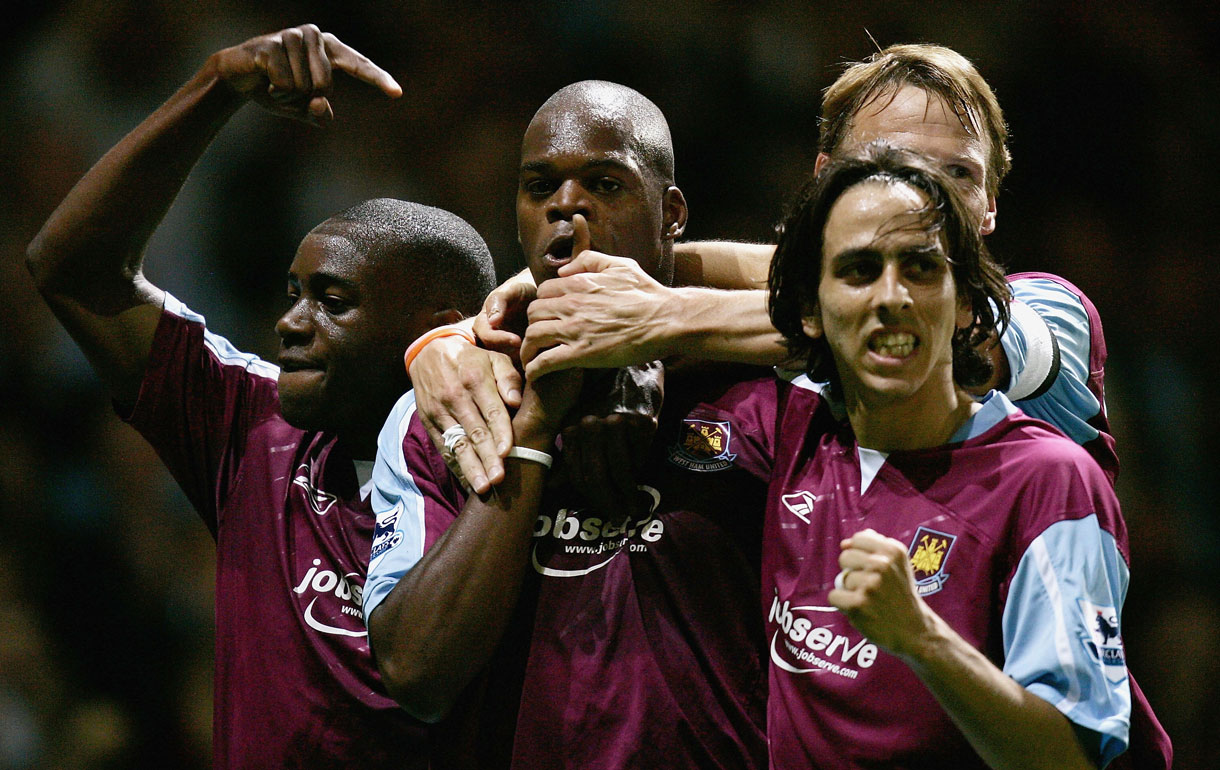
[533,273,600,301]
[482,285,521,327]
[322,32,403,97]
[301,24,333,96]
[477,328,524,361]
[523,294,558,323]
[828,587,866,613]
[281,27,313,95]
[556,249,617,277]
[445,432,490,495]
[520,319,565,371]
[837,548,873,573]
[490,352,523,411]
[466,378,514,466]
[262,39,297,97]
[524,343,574,381]
[418,404,446,455]
[842,528,894,554]
[444,397,503,493]
[571,213,591,258]
[301,25,334,120]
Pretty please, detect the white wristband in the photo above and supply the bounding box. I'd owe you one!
[506,446,553,468]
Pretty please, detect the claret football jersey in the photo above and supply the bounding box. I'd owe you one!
[125,295,426,769]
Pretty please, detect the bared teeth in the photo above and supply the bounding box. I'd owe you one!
[870,332,916,357]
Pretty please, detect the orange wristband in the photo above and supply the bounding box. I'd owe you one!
[403,325,477,374]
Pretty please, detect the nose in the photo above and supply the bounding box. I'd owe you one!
[276,297,313,344]
[546,179,591,223]
[873,262,912,317]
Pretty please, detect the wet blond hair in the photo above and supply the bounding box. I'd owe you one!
[820,44,1011,198]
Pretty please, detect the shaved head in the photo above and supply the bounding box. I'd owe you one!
[529,80,675,186]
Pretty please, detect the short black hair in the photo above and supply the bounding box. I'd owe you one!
[768,143,1009,390]
[319,198,495,316]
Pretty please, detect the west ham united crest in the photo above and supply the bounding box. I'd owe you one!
[908,526,956,596]
[669,419,737,472]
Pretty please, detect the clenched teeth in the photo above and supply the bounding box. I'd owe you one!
[869,332,916,357]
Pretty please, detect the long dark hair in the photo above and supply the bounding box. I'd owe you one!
[768,143,1009,390]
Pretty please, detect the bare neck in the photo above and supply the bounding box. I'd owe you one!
[844,377,980,453]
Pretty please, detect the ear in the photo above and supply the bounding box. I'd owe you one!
[800,301,824,340]
[979,195,997,235]
[956,296,974,331]
[430,307,464,328]
[662,186,689,241]
[814,152,832,177]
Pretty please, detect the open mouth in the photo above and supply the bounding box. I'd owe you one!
[545,234,575,264]
[868,331,917,358]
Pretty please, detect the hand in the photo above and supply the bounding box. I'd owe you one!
[210,24,401,125]
[409,336,522,495]
[521,219,679,380]
[515,369,584,447]
[562,362,663,516]
[828,528,936,658]
[473,272,536,365]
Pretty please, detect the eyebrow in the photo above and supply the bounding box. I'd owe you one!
[829,242,944,263]
[286,271,361,293]
[519,157,636,176]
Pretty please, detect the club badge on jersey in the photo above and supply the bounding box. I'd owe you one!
[668,419,737,472]
[908,527,957,596]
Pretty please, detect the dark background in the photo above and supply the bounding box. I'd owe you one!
[2,1,1216,767]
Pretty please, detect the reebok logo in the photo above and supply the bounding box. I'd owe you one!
[781,491,817,523]
[293,460,338,515]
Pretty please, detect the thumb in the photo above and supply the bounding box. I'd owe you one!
[572,213,591,259]
[557,249,615,277]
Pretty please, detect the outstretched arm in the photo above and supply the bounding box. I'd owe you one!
[672,239,772,290]
[522,251,789,379]
[25,24,400,410]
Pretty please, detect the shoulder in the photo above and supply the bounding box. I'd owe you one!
[375,390,448,482]
[980,414,1123,536]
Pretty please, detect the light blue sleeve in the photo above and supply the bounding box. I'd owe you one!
[1002,515,1131,766]
[362,390,429,623]
[998,278,1102,446]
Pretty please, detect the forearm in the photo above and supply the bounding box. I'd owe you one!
[665,287,788,365]
[903,613,1095,770]
[369,421,554,722]
[673,240,773,290]
[26,56,242,313]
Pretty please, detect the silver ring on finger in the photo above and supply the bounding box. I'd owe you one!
[834,568,851,592]
[442,425,468,454]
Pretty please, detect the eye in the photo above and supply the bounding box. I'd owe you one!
[522,177,556,197]
[904,252,947,281]
[835,258,880,284]
[320,294,351,314]
[946,164,981,185]
[589,177,622,194]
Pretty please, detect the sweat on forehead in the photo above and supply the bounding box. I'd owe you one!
[529,80,676,184]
